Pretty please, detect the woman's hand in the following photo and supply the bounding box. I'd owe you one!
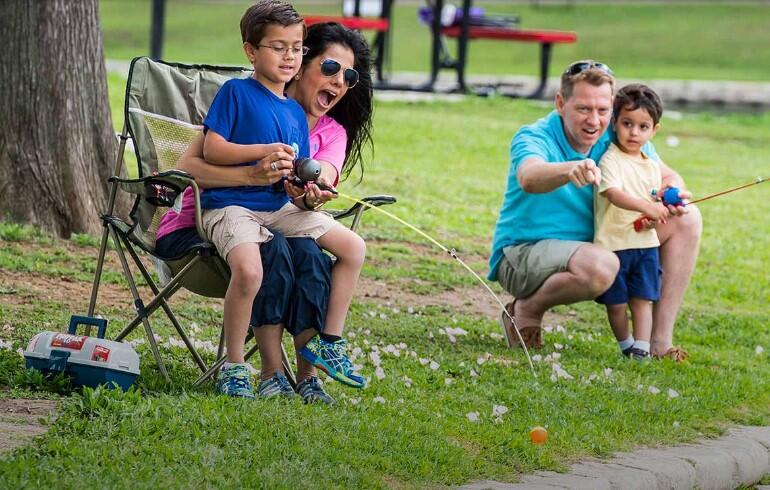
[302,177,337,210]
[247,150,294,185]
[284,178,305,199]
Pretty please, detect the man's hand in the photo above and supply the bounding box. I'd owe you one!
[568,159,601,187]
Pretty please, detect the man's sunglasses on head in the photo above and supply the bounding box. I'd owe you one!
[564,61,614,77]
[320,59,359,88]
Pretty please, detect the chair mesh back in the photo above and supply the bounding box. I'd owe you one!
[124,57,252,246]
[132,109,203,247]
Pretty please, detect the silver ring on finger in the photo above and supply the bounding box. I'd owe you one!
[271,162,278,172]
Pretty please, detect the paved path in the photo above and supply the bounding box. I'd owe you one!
[375,72,770,110]
[460,425,770,490]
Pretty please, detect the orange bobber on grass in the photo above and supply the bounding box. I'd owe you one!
[529,426,548,444]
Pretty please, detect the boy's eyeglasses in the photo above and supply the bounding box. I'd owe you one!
[320,59,359,89]
[256,44,309,56]
[563,61,614,77]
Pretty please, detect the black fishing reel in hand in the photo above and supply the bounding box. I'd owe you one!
[290,158,337,194]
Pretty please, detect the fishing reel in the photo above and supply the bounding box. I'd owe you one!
[289,158,337,194]
[652,186,685,207]
[633,186,684,232]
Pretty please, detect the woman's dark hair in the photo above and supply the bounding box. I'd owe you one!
[302,22,373,183]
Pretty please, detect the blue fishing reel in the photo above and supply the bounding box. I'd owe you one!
[652,186,685,207]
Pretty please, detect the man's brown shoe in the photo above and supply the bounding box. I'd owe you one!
[499,299,543,349]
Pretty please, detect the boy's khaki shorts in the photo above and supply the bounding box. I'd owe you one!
[202,203,342,260]
[497,239,585,298]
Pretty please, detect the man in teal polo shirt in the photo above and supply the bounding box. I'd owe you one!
[489,60,700,361]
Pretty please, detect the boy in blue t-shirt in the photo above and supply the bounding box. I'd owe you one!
[201,0,367,399]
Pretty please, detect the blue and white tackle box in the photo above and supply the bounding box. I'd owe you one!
[23,316,140,391]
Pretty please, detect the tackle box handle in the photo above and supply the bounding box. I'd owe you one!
[68,315,108,339]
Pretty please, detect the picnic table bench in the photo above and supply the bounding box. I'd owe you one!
[427,0,577,98]
[304,0,577,98]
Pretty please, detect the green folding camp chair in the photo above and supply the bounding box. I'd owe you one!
[87,56,395,385]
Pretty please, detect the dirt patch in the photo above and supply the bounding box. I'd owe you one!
[0,398,58,454]
[1,268,571,328]
[355,275,572,327]
[0,268,191,312]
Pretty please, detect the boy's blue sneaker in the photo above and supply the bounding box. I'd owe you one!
[257,371,297,399]
[296,376,335,405]
[216,364,255,399]
[299,336,366,389]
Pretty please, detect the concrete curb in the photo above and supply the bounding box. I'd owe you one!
[460,425,770,490]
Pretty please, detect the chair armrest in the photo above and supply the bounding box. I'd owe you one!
[328,195,397,232]
[328,195,396,220]
[108,169,196,202]
[108,170,206,242]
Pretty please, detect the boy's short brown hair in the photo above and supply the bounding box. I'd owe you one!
[613,83,663,125]
[559,60,615,100]
[240,0,305,46]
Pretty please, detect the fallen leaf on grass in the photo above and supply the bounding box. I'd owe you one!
[667,388,680,399]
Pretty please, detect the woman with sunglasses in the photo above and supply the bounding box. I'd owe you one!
[156,22,373,404]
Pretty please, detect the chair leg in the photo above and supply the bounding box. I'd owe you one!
[281,343,296,389]
[216,321,226,360]
[86,223,112,328]
[88,123,129,330]
[350,206,366,232]
[120,240,208,373]
[114,254,203,341]
[109,228,170,383]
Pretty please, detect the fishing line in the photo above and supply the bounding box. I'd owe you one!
[335,190,536,375]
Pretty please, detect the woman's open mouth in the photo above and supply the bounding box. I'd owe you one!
[316,89,337,109]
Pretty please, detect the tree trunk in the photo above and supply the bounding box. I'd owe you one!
[0,1,119,238]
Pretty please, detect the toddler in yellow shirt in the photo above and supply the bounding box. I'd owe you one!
[594,84,670,360]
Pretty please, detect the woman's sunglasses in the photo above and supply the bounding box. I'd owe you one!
[563,61,614,77]
[320,59,359,89]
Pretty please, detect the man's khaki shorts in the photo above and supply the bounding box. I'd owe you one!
[497,239,586,298]
[202,203,342,260]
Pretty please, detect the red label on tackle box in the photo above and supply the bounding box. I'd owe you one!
[51,334,87,350]
[91,346,110,362]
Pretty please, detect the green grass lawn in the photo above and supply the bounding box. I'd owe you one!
[100,0,770,81]
[0,69,769,486]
